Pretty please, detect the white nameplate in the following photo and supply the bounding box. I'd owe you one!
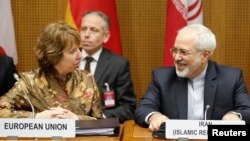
[165,120,245,139]
[0,118,75,138]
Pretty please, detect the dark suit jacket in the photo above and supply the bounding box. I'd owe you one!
[94,48,136,123]
[134,61,250,126]
[0,56,17,96]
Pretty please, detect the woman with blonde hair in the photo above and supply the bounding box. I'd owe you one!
[0,21,103,120]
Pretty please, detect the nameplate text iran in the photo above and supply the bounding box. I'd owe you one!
[165,120,245,139]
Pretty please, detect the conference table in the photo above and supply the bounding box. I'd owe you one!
[0,120,207,141]
[122,120,206,141]
[0,125,123,141]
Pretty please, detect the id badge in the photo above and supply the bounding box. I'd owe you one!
[104,91,115,107]
[104,82,115,107]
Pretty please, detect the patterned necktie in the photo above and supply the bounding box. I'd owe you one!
[84,56,94,72]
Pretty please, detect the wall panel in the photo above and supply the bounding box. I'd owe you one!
[12,0,250,103]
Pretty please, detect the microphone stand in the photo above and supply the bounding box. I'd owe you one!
[176,105,211,141]
[204,105,210,120]
[13,73,35,118]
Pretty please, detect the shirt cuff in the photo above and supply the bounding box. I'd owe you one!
[145,112,158,124]
[102,113,107,118]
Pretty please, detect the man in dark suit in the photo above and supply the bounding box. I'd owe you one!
[79,11,136,123]
[0,56,18,96]
[134,24,250,131]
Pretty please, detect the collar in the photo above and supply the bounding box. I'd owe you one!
[81,48,103,61]
[190,64,208,82]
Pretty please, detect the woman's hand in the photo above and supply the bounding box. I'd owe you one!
[35,107,79,120]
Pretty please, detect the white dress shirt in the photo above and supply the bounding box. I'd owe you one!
[187,65,207,120]
[79,48,102,74]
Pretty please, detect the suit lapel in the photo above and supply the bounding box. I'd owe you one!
[174,77,188,119]
[94,49,110,83]
[204,61,217,119]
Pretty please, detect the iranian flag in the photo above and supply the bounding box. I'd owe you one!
[163,0,203,66]
[65,0,122,55]
[0,0,18,64]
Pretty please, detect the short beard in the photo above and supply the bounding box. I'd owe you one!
[176,67,189,78]
[175,58,201,78]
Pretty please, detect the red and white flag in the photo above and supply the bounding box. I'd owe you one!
[0,0,18,64]
[65,0,122,55]
[163,0,203,66]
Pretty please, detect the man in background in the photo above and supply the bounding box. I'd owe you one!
[79,11,136,123]
[0,54,18,96]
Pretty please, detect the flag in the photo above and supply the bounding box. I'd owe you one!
[0,46,6,56]
[65,0,122,55]
[0,0,18,64]
[163,0,203,66]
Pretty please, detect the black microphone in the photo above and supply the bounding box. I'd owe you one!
[13,73,35,118]
[204,105,210,120]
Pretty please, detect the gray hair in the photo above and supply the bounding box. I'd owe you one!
[82,11,110,33]
[179,24,216,52]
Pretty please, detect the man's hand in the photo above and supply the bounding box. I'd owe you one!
[222,111,241,121]
[148,112,169,132]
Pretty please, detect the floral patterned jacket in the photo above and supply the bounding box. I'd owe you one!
[0,69,103,120]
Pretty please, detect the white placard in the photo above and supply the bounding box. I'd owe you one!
[165,120,245,139]
[0,118,75,138]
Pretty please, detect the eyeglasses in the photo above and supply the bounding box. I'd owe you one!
[170,48,193,56]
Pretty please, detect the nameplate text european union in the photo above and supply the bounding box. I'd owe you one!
[0,118,75,138]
